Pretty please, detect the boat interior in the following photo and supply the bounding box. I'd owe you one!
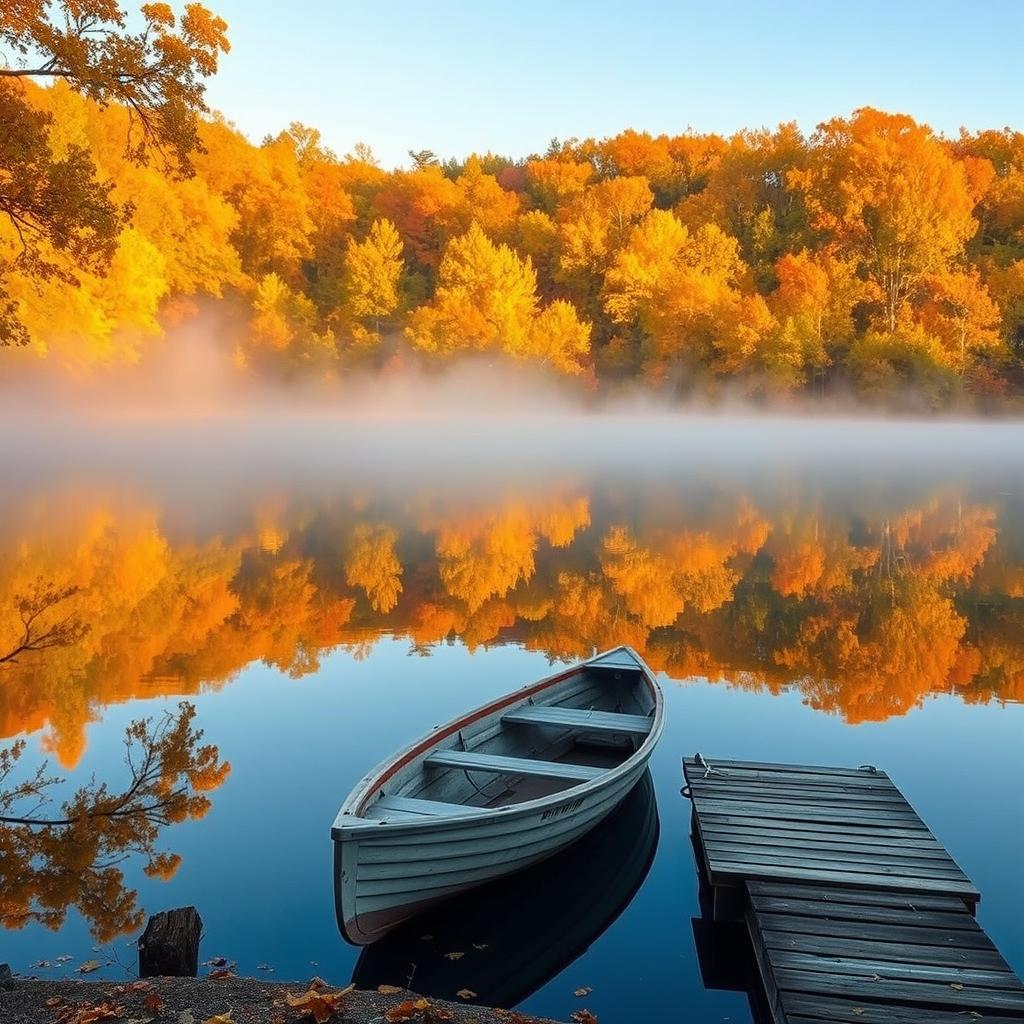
[361,652,656,821]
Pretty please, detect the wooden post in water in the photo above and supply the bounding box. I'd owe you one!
[138,907,202,977]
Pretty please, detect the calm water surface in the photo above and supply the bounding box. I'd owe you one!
[1,416,1022,1023]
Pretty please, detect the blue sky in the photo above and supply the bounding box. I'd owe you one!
[203,0,1023,168]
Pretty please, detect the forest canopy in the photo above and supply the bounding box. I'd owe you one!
[3,5,1024,405]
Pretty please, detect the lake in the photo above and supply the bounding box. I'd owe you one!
[1,414,1022,1023]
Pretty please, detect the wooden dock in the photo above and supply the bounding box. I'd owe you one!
[682,756,1024,1023]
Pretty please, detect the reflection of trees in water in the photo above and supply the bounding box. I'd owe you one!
[0,699,229,942]
[0,484,1022,770]
[1,575,229,940]
[0,580,89,666]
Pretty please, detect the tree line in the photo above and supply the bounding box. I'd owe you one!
[3,5,1024,405]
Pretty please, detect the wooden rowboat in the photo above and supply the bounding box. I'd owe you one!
[332,646,664,945]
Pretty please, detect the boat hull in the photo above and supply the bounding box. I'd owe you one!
[352,770,660,1005]
[336,758,651,944]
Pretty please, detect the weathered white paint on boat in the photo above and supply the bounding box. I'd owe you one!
[332,646,664,945]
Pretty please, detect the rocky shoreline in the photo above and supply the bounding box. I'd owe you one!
[0,974,562,1024]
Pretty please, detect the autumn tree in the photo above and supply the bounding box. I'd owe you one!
[917,268,1003,374]
[603,209,771,379]
[0,1,229,345]
[341,218,405,345]
[791,109,976,333]
[407,221,591,374]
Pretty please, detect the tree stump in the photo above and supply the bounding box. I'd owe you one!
[138,907,202,977]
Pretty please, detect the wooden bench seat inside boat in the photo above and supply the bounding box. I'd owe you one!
[369,795,488,819]
[425,748,604,783]
[502,705,653,735]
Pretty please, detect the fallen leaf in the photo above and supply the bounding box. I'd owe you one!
[456,989,477,1001]
[60,1003,124,1024]
[46,996,63,1007]
[444,951,464,961]
[285,985,354,1023]
[571,1012,599,1024]
[377,985,404,995]
[143,993,165,1016]
[383,1001,431,1023]
[201,1014,233,1024]
[77,960,102,974]
[573,987,592,997]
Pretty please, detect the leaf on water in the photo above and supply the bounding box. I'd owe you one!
[571,1012,599,1024]
[285,984,354,1023]
[143,992,166,1015]
[950,982,964,990]
[256,964,274,972]
[443,951,463,960]
[77,960,102,974]
[377,985,404,994]
[573,987,592,997]
[456,989,477,1001]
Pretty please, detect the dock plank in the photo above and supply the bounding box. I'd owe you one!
[683,756,978,906]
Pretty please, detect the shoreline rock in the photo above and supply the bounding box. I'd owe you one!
[0,976,561,1024]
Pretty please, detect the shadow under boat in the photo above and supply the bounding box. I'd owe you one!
[351,768,660,1008]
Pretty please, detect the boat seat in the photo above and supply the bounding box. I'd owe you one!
[425,748,603,783]
[369,795,488,820]
[502,705,653,736]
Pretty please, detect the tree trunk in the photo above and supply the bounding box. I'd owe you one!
[138,907,202,977]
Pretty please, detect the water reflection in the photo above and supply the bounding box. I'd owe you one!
[1,474,1021,774]
[352,770,659,1007]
